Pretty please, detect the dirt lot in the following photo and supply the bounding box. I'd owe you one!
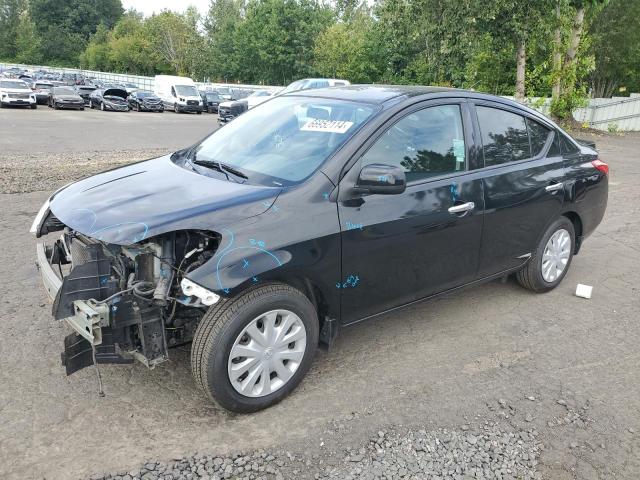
[0,108,639,480]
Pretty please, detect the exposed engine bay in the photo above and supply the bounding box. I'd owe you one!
[38,216,219,375]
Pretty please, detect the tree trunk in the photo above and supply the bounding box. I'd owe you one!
[562,6,586,95]
[515,39,526,101]
[552,0,562,100]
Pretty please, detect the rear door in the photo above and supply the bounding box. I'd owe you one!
[338,100,485,324]
[472,103,565,277]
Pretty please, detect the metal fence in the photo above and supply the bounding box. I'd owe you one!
[3,62,640,131]
[0,62,280,93]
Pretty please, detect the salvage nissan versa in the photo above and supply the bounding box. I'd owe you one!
[32,86,608,412]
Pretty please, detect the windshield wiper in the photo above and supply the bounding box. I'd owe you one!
[192,159,248,181]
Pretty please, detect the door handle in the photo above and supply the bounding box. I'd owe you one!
[545,182,564,193]
[448,202,475,214]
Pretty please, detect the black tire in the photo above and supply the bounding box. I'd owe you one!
[174,103,179,113]
[100,102,104,111]
[197,110,202,115]
[31,104,37,109]
[53,102,59,110]
[80,107,84,111]
[135,103,139,112]
[516,216,575,293]
[191,283,319,413]
[89,100,94,109]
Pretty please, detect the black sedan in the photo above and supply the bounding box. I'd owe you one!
[32,86,608,413]
[48,86,85,110]
[200,91,222,113]
[128,91,164,112]
[89,88,129,112]
[74,85,97,105]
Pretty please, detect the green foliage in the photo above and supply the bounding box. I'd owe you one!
[0,0,636,118]
[589,0,640,97]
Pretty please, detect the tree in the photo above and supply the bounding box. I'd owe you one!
[0,0,26,60]
[314,9,378,82]
[204,0,245,81]
[145,10,207,78]
[14,9,41,64]
[29,0,122,64]
[589,0,640,97]
[234,0,334,84]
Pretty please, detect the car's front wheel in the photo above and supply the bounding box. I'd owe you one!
[174,103,179,113]
[30,103,37,109]
[191,283,318,413]
[517,216,575,293]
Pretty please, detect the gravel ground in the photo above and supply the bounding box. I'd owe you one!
[0,149,169,193]
[1,112,639,480]
[90,422,541,480]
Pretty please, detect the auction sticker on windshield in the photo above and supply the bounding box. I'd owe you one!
[301,119,354,134]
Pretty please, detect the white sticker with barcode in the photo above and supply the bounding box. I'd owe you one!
[301,119,354,134]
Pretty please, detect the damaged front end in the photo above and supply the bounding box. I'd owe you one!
[33,208,219,375]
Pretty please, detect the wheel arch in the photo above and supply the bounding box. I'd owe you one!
[561,211,583,254]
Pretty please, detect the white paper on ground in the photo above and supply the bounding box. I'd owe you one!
[575,284,593,299]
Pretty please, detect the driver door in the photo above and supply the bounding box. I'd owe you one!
[338,101,484,324]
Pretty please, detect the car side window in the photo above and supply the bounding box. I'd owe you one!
[526,118,552,157]
[361,104,466,182]
[559,133,580,155]
[171,87,176,97]
[547,131,561,157]
[477,106,530,166]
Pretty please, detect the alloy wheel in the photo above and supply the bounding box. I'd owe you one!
[541,228,571,282]
[227,309,307,398]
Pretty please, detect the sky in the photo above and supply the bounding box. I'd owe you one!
[122,0,210,17]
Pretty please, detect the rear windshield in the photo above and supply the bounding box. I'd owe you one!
[53,87,75,94]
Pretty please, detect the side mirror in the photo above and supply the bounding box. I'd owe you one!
[355,164,406,195]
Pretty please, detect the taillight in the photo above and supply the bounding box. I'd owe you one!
[591,159,609,175]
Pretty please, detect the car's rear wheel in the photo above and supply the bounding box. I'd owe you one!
[100,102,104,111]
[191,283,318,413]
[517,216,575,293]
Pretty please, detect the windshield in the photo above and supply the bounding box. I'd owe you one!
[175,85,198,96]
[137,91,154,98]
[251,90,271,97]
[35,83,52,90]
[0,80,28,89]
[185,96,376,186]
[205,93,220,100]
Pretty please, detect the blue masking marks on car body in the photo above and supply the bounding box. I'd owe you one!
[322,192,330,200]
[345,221,364,231]
[336,274,360,289]
[213,232,283,294]
[450,182,458,202]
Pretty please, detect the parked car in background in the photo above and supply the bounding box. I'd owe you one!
[231,88,253,100]
[31,81,54,104]
[214,86,233,101]
[246,89,276,109]
[89,87,129,112]
[200,91,222,113]
[123,82,139,94]
[0,79,37,108]
[278,78,350,96]
[31,85,608,413]
[217,99,248,124]
[154,75,203,113]
[1,67,24,78]
[128,90,164,112]
[48,86,84,110]
[74,85,97,105]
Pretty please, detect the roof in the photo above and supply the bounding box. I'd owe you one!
[286,85,460,105]
[284,85,552,124]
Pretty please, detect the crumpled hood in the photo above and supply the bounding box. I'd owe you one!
[49,155,280,245]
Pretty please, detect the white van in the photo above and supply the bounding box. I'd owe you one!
[154,75,203,114]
